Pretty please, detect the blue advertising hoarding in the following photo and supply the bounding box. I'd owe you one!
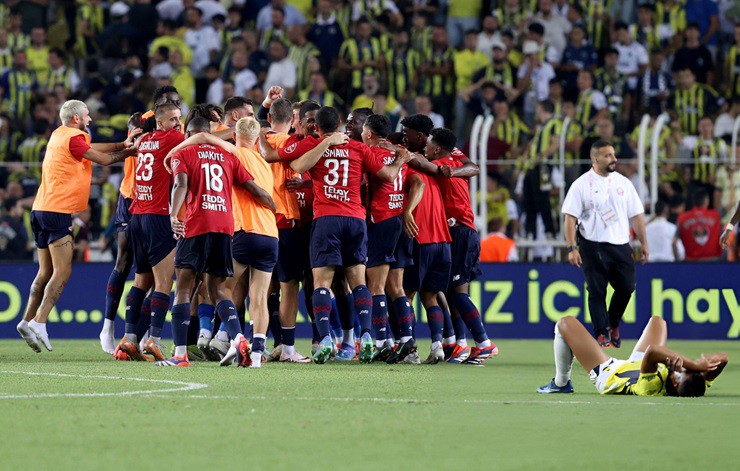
[0,262,738,339]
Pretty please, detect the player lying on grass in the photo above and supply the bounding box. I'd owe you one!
[537,316,728,396]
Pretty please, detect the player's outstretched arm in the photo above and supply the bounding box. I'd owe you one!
[170,173,188,238]
[444,157,480,179]
[242,180,277,212]
[90,128,143,152]
[289,133,349,173]
[83,146,138,166]
[406,151,439,175]
[258,129,282,163]
[403,174,425,238]
[720,200,740,249]
[641,345,722,374]
[374,147,413,182]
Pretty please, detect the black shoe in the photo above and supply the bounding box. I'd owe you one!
[596,332,612,348]
[372,344,394,362]
[609,326,621,348]
[386,338,417,364]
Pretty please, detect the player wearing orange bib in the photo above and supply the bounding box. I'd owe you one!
[99,86,182,355]
[18,100,141,352]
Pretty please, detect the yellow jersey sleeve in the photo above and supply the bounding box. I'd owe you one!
[634,364,669,396]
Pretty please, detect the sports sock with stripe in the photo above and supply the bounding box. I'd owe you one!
[312,288,332,338]
[170,303,191,348]
[124,286,146,341]
[451,293,489,345]
[149,292,170,338]
[216,300,241,340]
[393,296,413,342]
[105,269,126,322]
[352,285,373,335]
[135,296,152,340]
[372,294,387,345]
[425,305,444,344]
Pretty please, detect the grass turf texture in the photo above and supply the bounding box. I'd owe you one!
[0,339,738,470]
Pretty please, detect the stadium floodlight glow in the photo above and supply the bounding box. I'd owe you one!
[478,115,494,237]
[650,113,670,215]
[469,114,485,231]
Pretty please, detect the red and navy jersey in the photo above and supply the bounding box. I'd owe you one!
[131,129,184,216]
[369,146,406,223]
[171,143,253,238]
[432,155,475,230]
[308,138,385,219]
[407,167,451,244]
[278,135,320,162]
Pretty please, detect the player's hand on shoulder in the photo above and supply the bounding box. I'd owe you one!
[125,128,143,148]
[440,165,453,178]
[326,133,349,146]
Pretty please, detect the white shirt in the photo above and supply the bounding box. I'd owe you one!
[184,25,221,77]
[233,68,258,97]
[194,0,227,24]
[256,4,306,32]
[714,112,735,138]
[517,61,556,101]
[428,112,444,129]
[206,77,224,105]
[263,57,297,94]
[614,41,648,88]
[646,216,677,262]
[156,0,184,21]
[534,14,571,58]
[352,0,399,21]
[476,32,502,59]
[561,169,644,244]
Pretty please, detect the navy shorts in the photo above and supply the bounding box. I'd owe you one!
[404,242,451,293]
[114,194,133,233]
[367,215,413,269]
[232,230,279,273]
[129,214,176,274]
[277,227,308,282]
[175,233,233,277]
[449,225,482,288]
[30,210,72,249]
[310,216,367,269]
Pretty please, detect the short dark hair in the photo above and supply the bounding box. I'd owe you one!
[591,139,613,154]
[351,107,373,120]
[187,116,210,133]
[400,114,434,136]
[538,99,555,114]
[686,22,701,32]
[692,187,709,206]
[614,21,629,31]
[364,114,390,138]
[604,47,619,56]
[269,98,293,124]
[429,128,456,152]
[315,106,341,133]
[155,102,179,120]
[224,96,253,114]
[655,199,668,216]
[152,85,179,105]
[387,131,404,145]
[49,47,66,60]
[299,101,321,120]
[678,371,707,397]
[528,22,545,36]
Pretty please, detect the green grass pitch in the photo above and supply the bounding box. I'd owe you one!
[0,338,738,470]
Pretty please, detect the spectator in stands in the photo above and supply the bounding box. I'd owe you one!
[678,188,723,261]
[613,21,649,125]
[149,20,192,69]
[420,26,454,124]
[287,24,320,95]
[308,0,345,70]
[445,0,482,48]
[0,29,12,75]
[517,41,556,122]
[170,49,195,107]
[724,24,740,101]
[594,48,626,125]
[230,49,259,98]
[715,100,740,139]
[476,15,501,59]
[684,0,720,59]
[646,199,681,262]
[256,0,306,33]
[467,40,518,104]
[43,48,80,95]
[0,197,32,261]
[183,6,221,89]
[467,81,497,118]
[480,217,519,262]
[534,0,571,61]
[559,24,597,99]
[260,5,289,50]
[526,22,560,69]
[575,70,608,134]
[337,18,383,100]
[454,30,489,141]
[715,160,740,219]
[263,38,296,98]
[352,73,403,118]
[672,23,715,85]
[491,98,531,164]
[99,2,138,59]
[298,72,344,109]
[670,67,723,136]
[640,49,673,116]
[1,49,36,122]
[413,95,443,129]
[385,29,420,106]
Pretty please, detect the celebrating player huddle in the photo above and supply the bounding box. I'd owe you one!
[18,86,499,369]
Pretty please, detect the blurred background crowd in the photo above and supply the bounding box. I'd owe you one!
[0,0,739,263]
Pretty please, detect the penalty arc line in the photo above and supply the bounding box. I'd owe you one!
[0,370,208,399]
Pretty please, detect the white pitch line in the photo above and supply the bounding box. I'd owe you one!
[0,370,208,399]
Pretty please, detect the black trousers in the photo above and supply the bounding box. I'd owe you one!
[579,238,636,336]
[522,169,555,236]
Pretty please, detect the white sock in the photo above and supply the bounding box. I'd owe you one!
[376,340,385,348]
[175,345,187,357]
[199,329,212,339]
[124,333,137,342]
[234,333,245,342]
[477,339,491,348]
[399,336,411,343]
[29,320,47,336]
[150,336,161,342]
[215,330,229,342]
[335,335,344,345]
[443,336,455,345]
[457,338,468,348]
[283,344,295,355]
[343,329,354,346]
[553,325,574,387]
[18,319,29,329]
[431,340,441,351]
[102,319,114,331]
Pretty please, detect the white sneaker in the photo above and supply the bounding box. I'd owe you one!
[402,352,421,364]
[138,332,150,352]
[422,344,445,364]
[265,344,282,362]
[219,340,238,366]
[279,350,311,363]
[249,352,262,368]
[99,328,115,355]
[208,337,230,360]
[17,322,40,353]
[29,322,52,351]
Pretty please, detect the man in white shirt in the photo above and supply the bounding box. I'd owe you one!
[534,0,571,59]
[613,21,648,121]
[646,200,681,262]
[183,6,221,79]
[256,0,306,33]
[230,50,258,97]
[262,39,296,98]
[561,140,648,348]
[477,15,502,59]
[414,95,444,129]
[517,40,556,118]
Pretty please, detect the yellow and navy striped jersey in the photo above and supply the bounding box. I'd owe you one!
[355,0,389,21]
[289,41,321,93]
[474,61,517,91]
[725,45,740,99]
[564,120,582,161]
[0,47,12,74]
[529,117,562,161]
[629,24,661,50]
[493,5,532,32]
[220,27,243,53]
[19,136,48,179]
[26,46,49,78]
[339,37,382,90]
[1,69,37,120]
[42,66,76,94]
[8,32,30,52]
[336,3,352,39]
[601,361,669,396]
[297,89,345,109]
[585,0,614,49]
[655,0,687,36]
[386,47,421,99]
[692,138,728,183]
[74,1,105,58]
[672,83,723,135]
[260,28,290,50]
[422,46,454,98]
[494,113,531,152]
[594,68,626,118]
[410,26,433,56]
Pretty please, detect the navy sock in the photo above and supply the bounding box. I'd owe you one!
[187,315,199,345]
[135,296,152,340]
[105,269,126,321]
[124,286,146,335]
[198,303,215,332]
[312,288,332,338]
[387,298,401,340]
[371,295,388,341]
[452,314,467,341]
[337,293,354,330]
[216,300,241,340]
[268,293,282,347]
[329,297,342,337]
[452,293,489,343]
[252,335,266,354]
[281,326,296,346]
[393,296,413,338]
[354,312,361,338]
[171,303,191,347]
[352,285,372,335]
[149,291,170,338]
[311,322,320,343]
[426,305,444,343]
[442,302,455,340]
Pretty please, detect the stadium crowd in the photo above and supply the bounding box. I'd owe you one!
[1,0,740,264]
